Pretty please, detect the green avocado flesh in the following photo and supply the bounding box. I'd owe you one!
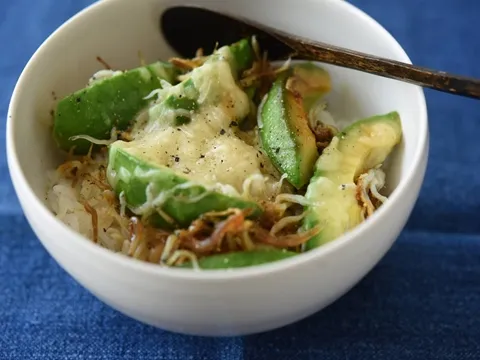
[107,144,262,229]
[259,70,319,189]
[53,61,180,154]
[158,79,200,126]
[302,111,403,250]
[179,248,298,269]
[228,38,255,76]
[288,62,331,112]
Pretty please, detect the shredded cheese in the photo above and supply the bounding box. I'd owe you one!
[69,127,118,145]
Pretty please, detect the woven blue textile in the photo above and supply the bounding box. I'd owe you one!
[1,0,480,359]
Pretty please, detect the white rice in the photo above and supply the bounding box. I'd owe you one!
[46,153,130,253]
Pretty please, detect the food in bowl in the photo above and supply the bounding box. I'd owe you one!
[47,37,402,270]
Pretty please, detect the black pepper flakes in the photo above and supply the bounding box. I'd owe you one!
[200,154,205,158]
[275,148,280,154]
[229,121,238,127]
[220,129,226,135]
[260,163,264,169]
[174,156,180,162]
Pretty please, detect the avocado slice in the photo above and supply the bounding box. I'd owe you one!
[286,62,331,112]
[302,111,403,250]
[179,248,298,269]
[227,38,255,77]
[53,61,180,154]
[259,70,319,189]
[107,143,262,229]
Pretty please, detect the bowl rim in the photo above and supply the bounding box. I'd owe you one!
[6,0,428,281]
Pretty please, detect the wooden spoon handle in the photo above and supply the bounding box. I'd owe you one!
[275,33,480,99]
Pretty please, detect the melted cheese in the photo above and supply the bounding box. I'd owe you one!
[111,47,280,202]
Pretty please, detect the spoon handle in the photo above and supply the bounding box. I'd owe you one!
[276,34,480,99]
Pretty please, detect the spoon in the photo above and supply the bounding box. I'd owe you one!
[161,6,480,99]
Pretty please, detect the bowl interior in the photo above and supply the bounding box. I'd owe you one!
[8,0,426,256]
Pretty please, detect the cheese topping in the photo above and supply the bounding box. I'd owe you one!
[108,46,280,202]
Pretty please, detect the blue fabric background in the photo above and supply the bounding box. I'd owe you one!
[1,0,479,359]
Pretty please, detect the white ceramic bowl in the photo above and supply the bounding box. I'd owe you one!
[6,0,428,336]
